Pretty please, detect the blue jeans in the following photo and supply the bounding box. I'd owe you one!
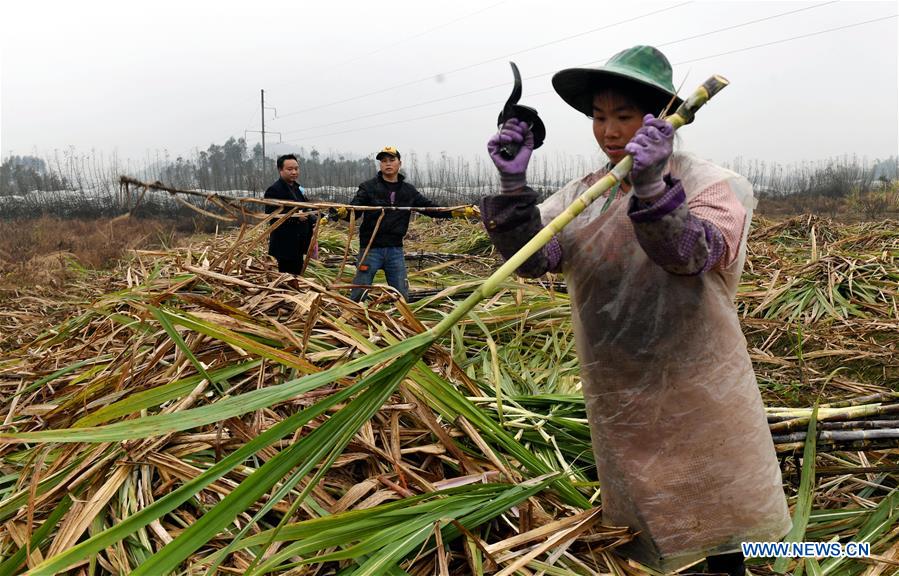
[350,246,408,301]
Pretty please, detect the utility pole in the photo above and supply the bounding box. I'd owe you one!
[245,89,281,197]
[261,89,265,174]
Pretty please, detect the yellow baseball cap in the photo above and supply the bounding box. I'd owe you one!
[376,146,401,160]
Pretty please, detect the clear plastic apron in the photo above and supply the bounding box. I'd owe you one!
[540,153,791,571]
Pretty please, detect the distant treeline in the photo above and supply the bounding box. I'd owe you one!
[724,155,897,198]
[725,155,898,219]
[2,138,896,220]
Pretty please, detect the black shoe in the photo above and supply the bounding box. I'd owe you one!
[706,551,746,576]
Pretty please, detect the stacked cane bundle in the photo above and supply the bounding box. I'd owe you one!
[769,392,899,454]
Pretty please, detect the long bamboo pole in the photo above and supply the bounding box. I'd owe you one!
[429,74,730,338]
[118,176,473,214]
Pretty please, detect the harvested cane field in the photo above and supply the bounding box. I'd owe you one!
[0,213,897,575]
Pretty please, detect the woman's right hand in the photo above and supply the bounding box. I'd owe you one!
[487,118,534,177]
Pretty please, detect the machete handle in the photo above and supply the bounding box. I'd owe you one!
[496,104,546,160]
[499,130,525,161]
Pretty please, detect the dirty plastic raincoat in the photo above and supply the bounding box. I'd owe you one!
[538,152,791,571]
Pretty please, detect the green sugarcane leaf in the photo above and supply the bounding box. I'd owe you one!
[0,458,83,522]
[25,356,395,576]
[204,473,520,571]
[819,489,899,575]
[9,355,114,402]
[152,305,318,371]
[307,502,480,563]
[346,476,556,576]
[0,332,429,443]
[329,318,587,507]
[773,404,818,573]
[231,492,448,550]
[215,354,429,575]
[232,480,554,574]
[344,523,436,575]
[149,304,216,386]
[406,363,590,508]
[75,360,261,427]
[247,507,455,573]
[129,349,424,576]
[0,495,72,576]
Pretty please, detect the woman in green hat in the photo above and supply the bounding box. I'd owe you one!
[481,45,791,575]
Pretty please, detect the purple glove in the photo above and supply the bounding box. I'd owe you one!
[487,118,534,193]
[625,114,674,199]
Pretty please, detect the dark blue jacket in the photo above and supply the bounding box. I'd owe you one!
[351,173,449,248]
[264,178,316,260]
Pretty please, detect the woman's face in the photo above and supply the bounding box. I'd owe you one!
[591,91,645,165]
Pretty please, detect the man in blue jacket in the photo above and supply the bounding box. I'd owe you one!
[346,146,453,301]
[264,154,316,274]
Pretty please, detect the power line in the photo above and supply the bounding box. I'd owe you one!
[326,0,508,72]
[273,1,693,120]
[255,2,513,164]
[169,100,262,162]
[283,100,502,144]
[281,12,896,145]
[254,2,510,141]
[673,13,897,65]
[280,81,511,136]
[262,1,508,97]
[277,0,836,137]
[656,1,839,54]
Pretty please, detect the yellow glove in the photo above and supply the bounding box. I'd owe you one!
[327,206,349,221]
[451,205,479,219]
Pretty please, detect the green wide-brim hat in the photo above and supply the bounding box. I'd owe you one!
[552,45,683,118]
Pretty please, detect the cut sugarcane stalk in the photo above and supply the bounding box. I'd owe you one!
[776,438,899,454]
[773,428,899,444]
[769,403,899,432]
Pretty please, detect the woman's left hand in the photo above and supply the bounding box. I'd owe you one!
[625,114,674,198]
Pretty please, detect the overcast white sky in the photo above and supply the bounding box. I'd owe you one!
[1,0,897,169]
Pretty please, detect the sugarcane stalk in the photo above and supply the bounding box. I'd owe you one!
[769,403,899,433]
[819,391,899,409]
[815,465,899,476]
[429,75,730,338]
[776,438,899,454]
[819,419,899,430]
[773,428,899,444]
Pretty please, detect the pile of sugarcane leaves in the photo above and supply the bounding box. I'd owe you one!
[0,214,897,575]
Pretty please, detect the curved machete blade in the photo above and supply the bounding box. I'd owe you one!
[502,62,523,120]
[497,61,545,158]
